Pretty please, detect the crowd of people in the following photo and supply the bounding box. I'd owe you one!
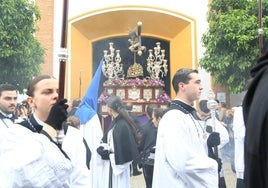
[1,53,267,187]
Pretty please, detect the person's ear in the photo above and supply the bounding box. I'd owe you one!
[27,97,34,108]
[178,82,184,89]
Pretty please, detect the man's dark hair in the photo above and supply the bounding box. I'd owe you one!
[153,108,165,119]
[146,104,158,119]
[199,100,210,113]
[172,68,198,93]
[0,83,17,96]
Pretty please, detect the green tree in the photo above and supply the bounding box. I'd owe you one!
[200,0,268,93]
[0,0,45,92]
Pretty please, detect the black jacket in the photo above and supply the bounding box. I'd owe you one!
[101,115,139,165]
[139,120,157,153]
[243,51,268,188]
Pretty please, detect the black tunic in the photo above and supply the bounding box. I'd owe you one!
[101,115,139,165]
[242,52,268,188]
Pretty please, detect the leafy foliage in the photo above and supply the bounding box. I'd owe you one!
[0,0,45,92]
[200,0,268,93]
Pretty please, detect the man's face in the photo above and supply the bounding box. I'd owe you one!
[0,90,18,114]
[182,72,203,103]
[28,78,58,120]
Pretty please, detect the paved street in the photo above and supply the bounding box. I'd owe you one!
[131,161,237,188]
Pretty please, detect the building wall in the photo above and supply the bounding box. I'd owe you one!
[35,1,211,102]
[69,7,196,100]
[35,0,54,75]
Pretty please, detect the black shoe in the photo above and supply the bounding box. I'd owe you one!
[133,170,142,176]
[219,177,226,188]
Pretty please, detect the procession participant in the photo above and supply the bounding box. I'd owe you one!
[139,104,158,188]
[140,106,164,188]
[125,102,142,176]
[18,74,90,186]
[63,115,92,169]
[152,68,220,188]
[0,83,20,127]
[242,43,268,188]
[97,96,139,188]
[0,123,73,187]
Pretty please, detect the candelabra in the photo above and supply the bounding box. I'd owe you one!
[146,42,168,80]
[102,42,124,80]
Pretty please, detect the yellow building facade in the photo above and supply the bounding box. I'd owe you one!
[36,1,209,101]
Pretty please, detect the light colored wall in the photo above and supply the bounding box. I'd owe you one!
[37,1,210,101]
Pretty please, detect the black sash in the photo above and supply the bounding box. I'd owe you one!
[18,115,70,160]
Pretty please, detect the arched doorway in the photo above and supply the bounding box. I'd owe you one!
[67,6,197,100]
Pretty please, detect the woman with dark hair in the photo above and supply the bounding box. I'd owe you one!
[97,96,139,188]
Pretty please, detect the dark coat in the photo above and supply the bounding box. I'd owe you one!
[242,51,268,188]
[139,120,157,153]
[102,115,139,165]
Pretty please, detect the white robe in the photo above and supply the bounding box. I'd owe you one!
[0,125,73,187]
[62,126,91,187]
[31,114,91,187]
[100,128,132,188]
[152,109,218,188]
[232,106,245,179]
[62,126,87,168]
[80,114,104,188]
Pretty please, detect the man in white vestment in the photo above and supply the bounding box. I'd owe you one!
[152,68,219,188]
[0,83,21,128]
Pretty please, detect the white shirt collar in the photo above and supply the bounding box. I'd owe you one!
[0,110,13,118]
[33,113,45,127]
